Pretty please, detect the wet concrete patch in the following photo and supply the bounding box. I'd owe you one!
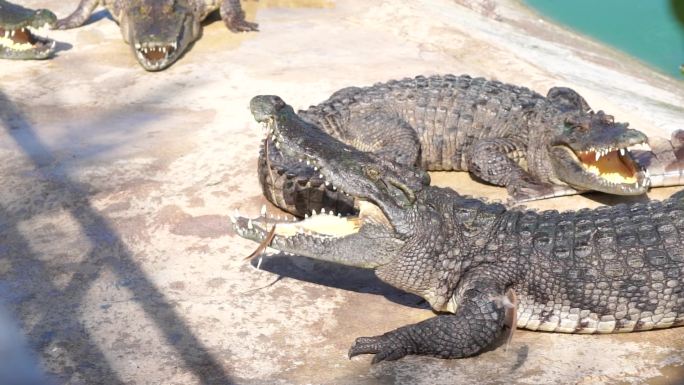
[158,205,231,239]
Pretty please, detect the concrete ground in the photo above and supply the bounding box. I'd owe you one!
[1,0,684,384]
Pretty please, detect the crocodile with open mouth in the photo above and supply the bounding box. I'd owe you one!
[0,0,57,60]
[259,75,656,216]
[235,95,684,363]
[56,0,258,71]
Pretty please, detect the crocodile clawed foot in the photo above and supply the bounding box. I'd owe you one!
[349,336,409,364]
[227,20,259,32]
[507,181,564,203]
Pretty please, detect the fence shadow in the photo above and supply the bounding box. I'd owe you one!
[0,91,234,385]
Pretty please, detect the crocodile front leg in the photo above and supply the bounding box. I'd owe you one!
[220,0,258,32]
[343,110,421,167]
[55,0,100,29]
[467,137,573,202]
[349,278,507,363]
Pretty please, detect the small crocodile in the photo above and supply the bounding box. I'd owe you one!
[235,95,684,363]
[56,0,258,71]
[259,75,658,216]
[0,0,57,60]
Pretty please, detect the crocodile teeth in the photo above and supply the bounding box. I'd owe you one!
[261,204,267,216]
[247,219,253,229]
[620,148,626,156]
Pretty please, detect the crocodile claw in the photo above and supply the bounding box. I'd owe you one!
[226,19,259,32]
[508,181,567,203]
[349,336,409,364]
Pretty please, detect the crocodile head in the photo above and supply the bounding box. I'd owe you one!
[549,110,649,195]
[0,0,56,60]
[249,94,429,224]
[236,96,489,310]
[119,0,200,71]
[238,95,430,264]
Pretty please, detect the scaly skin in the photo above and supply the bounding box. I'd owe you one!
[632,130,684,188]
[56,0,258,71]
[259,74,653,216]
[236,95,684,363]
[0,0,57,60]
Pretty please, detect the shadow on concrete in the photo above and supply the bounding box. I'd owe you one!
[0,91,234,385]
[251,254,430,310]
[73,8,114,26]
[0,301,54,385]
[580,191,652,206]
[0,204,124,385]
[53,41,74,57]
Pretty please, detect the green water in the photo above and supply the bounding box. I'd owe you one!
[524,0,684,78]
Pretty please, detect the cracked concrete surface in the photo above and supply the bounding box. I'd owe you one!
[1,0,684,384]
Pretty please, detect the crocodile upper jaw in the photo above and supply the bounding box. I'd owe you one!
[551,144,649,194]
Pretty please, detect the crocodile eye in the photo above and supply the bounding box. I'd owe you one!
[366,167,380,180]
[564,117,589,132]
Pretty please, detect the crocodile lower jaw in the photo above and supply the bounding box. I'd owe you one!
[232,200,389,242]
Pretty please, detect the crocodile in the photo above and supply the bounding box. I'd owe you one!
[0,0,57,60]
[234,94,684,363]
[56,0,258,71]
[259,74,656,216]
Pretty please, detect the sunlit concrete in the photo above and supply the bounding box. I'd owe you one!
[1,1,684,384]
